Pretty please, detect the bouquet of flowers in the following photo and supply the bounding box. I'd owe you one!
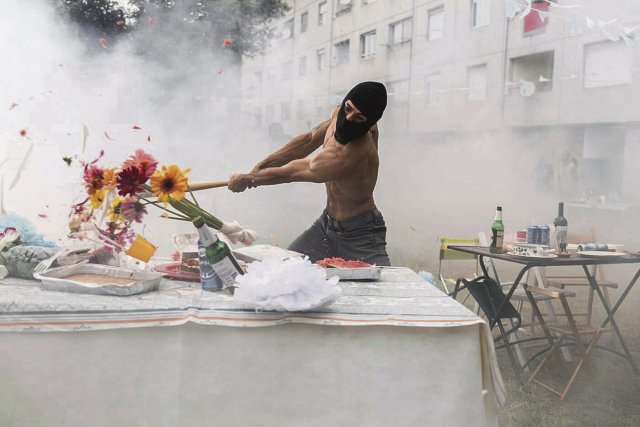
[69,149,255,261]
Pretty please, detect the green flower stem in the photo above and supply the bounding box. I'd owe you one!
[187,187,200,208]
[137,196,190,220]
[163,215,191,221]
[139,184,223,230]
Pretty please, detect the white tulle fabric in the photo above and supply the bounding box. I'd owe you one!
[234,257,341,312]
[220,220,257,246]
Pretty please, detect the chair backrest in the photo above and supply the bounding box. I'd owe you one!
[438,237,480,275]
[454,276,521,334]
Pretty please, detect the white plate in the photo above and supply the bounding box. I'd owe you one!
[578,251,626,258]
[506,252,557,259]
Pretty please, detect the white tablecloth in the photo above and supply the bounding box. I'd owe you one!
[0,267,505,427]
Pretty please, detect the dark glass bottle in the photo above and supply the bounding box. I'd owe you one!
[193,216,244,290]
[554,202,568,252]
[490,206,504,253]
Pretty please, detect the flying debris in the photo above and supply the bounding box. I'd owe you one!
[147,16,154,26]
[82,124,89,154]
[99,38,108,48]
[222,38,233,48]
[116,20,125,26]
[147,135,152,143]
[104,131,115,140]
[19,129,28,138]
[132,125,142,130]
[9,103,18,110]
[62,157,73,166]
[38,214,48,219]
[217,68,224,75]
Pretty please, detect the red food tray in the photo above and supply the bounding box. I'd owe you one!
[153,262,200,282]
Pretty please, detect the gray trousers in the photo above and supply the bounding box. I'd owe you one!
[288,208,391,266]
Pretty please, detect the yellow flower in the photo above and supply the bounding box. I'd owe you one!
[89,188,108,209]
[150,165,190,203]
[103,168,117,190]
[108,195,125,222]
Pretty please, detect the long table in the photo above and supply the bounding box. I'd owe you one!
[0,267,504,427]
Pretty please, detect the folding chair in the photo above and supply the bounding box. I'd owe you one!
[524,284,610,400]
[452,275,523,381]
[545,230,618,324]
[437,237,479,294]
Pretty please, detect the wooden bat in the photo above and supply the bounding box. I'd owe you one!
[188,180,229,191]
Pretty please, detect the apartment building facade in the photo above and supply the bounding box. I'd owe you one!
[241,0,640,205]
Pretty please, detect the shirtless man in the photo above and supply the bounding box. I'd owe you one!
[228,81,390,266]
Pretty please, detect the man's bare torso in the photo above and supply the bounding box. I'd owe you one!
[321,109,379,221]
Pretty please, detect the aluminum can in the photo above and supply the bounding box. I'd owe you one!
[539,225,550,246]
[526,225,540,244]
[578,243,609,251]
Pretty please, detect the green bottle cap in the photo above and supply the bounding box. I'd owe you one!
[192,216,205,228]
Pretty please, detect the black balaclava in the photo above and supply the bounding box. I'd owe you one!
[334,81,387,144]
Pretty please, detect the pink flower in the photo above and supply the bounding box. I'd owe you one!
[123,149,158,180]
[121,198,148,223]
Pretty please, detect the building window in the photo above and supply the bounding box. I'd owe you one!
[389,18,413,46]
[424,73,440,106]
[265,105,275,123]
[336,0,352,15]
[510,51,554,93]
[299,56,307,76]
[467,64,487,101]
[360,30,376,58]
[318,1,328,25]
[471,0,490,28]
[281,60,292,80]
[297,100,305,120]
[316,48,326,71]
[300,11,309,33]
[584,41,633,88]
[387,80,410,108]
[333,39,350,66]
[427,6,444,40]
[281,102,290,120]
[524,1,549,35]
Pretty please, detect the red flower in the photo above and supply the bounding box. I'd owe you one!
[83,165,105,195]
[122,149,158,179]
[99,38,108,48]
[222,38,233,47]
[116,166,147,196]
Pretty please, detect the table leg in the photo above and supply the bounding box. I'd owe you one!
[600,267,640,327]
[582,266,639,374]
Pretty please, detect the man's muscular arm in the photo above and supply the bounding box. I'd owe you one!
[228,142,365,192]
[250,119,330,173]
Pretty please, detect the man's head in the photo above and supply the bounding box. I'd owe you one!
[334,81,387,144]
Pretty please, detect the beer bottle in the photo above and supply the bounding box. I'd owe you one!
[490,206,505,253]
[554,202,568,252]
[193,216,244,290]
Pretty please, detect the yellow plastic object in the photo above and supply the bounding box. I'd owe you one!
[126,235,157,262]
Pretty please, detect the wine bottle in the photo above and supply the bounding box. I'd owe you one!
[490,206,504,253]
[193,216,244,290]
[554,202,568,252]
